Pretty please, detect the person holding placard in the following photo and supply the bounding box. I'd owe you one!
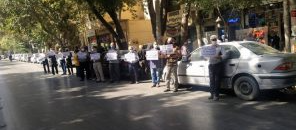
[48,48,59,75]
[124,46,139,84]
[42,52,50,74]
[147,42,161,87]
[77,47,90,81]
[206,35,226,101]
[58,48,67,75]
[91,47,105,83]
[105,42,120,83]
[164,45,181,92]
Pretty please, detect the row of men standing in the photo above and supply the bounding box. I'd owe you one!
[41,38,187,93]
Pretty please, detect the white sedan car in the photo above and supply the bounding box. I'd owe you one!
[177,41,296,100]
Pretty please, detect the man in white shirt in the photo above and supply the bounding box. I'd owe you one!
[208,35,226,101]
[124,46,139,84]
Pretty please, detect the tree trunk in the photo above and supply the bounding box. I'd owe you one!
[193,6,203,48]
[290,0,296,52]
[181,2,191,45]
[154,0,162,44]
[86,0,127,49]
[284,0,291,52]
[108,10,128,50]
[160,0,168,36]
[147,0,157,40]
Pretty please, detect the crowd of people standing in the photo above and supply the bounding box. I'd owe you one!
[40,37,191,93]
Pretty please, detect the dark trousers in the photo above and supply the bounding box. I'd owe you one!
[209,63,222,97]
[51,63,58,75]
[43,61,50,73]
[139,60,148,80]
[109,63,120,82]
[79,62,90,80]
[67,65,73,75]
[129,63,138,82]
[60,60,66,74]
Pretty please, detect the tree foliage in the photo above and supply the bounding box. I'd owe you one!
[0,0,87,53]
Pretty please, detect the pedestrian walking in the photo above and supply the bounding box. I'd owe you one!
[164,45,181,92]
[207,35,226,101]
[91,46,105,83]
[105,42,120,83]
[124,46,139,84]
[77,47,90,81]
[148,42,161,87]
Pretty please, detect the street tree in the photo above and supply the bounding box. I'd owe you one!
[144,0,169,44]
[189,0,262,47]
[79,0,138,49]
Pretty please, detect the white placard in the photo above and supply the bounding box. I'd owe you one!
[159,44,174,54]
[166,44,174,54]
[159,45,167,54]
[146,50,159,60]
[48,51,55,56]
[90,53,100,60]
[201,46,217,57]
[106,52,118,61]
[125,53,136,62]
[62,52,70,57]
[77,52,87,59]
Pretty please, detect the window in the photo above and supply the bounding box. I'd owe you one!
[240,42,280,55]
[221,45,240,59]
[190,49,203,61]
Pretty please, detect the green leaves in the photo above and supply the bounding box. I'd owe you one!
[0,0,89,52]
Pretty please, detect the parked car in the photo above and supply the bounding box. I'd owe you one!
[176,41,296,100]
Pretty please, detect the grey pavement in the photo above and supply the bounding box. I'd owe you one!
[0,60,296,130]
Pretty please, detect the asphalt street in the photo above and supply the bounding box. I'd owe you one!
[0,60,295,130]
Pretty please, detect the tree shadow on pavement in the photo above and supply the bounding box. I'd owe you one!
[0,71,296,130]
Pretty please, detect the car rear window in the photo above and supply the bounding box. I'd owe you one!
[240,42,280,55]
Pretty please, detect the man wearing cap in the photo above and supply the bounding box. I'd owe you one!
[207,35,226,101]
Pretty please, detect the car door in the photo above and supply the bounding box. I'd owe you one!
[205,45,241,86]
[178,49,206,85]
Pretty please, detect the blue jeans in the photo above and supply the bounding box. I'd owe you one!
[60,60,67,74]
[150,68,160,85]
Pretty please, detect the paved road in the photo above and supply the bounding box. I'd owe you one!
[0,60,296,130]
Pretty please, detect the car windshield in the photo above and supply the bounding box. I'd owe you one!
[240,42,280,55]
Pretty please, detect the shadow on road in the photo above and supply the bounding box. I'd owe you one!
[0,70,295,130]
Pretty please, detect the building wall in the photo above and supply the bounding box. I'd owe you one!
[126,20,154,49]
[104,3,145,22]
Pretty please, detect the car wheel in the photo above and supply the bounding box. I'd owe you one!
[234,76,260,101]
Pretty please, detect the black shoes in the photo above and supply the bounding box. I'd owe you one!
[208,95,214,100]
[151,84,156,88]
[164,89,170,92]
[173,89,178,92]
[208,95,219,101]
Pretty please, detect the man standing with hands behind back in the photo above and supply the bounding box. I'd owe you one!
[207,35,226,101]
